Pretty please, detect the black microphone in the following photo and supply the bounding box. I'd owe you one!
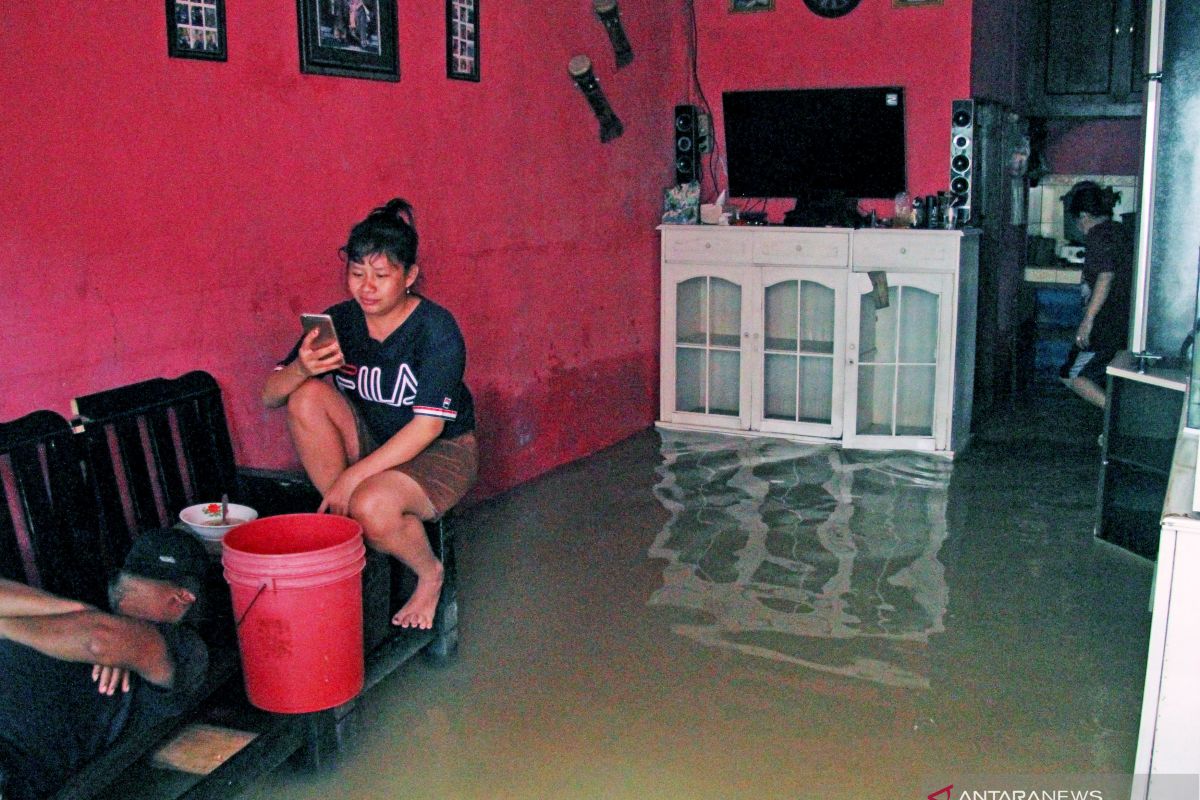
[593,0,633,68]
[568,55,624,143]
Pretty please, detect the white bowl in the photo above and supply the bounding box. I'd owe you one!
[179,502,258,542]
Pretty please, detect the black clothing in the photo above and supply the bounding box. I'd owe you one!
[282,297,476,444]
[1081,219,1135,353]
[0,624,207,800]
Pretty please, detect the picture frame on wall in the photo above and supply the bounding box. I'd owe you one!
[167,0,227,61]
[296,0,399,82]
[446,0,479,81]
[729,0,774,11]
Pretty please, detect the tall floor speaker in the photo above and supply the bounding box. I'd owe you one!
[674,105,703,185]
[949,99,977,223]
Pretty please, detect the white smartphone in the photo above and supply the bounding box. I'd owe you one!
[300,313,339,349]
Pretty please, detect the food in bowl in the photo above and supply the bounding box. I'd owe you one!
[194,516,250,527]
[179,501,258,540]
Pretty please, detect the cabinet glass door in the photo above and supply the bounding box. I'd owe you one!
[756,269,844,437]
[846,272,951,447]
[665,266,750,429]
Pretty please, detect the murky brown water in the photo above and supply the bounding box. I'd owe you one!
[242,389,1153,800]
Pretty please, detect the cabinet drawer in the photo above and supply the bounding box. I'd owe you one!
[661,230,752,264]
[852,233,958,272]
[752,232,849,267]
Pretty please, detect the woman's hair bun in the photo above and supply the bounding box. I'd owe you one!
[341,197,419,268]
[378,198,415,226]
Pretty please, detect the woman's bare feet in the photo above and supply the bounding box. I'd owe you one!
[392,561,444,629]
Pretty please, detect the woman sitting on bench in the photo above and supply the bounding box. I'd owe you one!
[263,198,478,630]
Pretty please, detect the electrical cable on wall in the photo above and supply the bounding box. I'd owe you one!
[684,0,721,204]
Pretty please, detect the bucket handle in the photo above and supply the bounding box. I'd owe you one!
[235,582,271,629]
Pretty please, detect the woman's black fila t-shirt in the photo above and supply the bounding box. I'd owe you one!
[282,296,475,444]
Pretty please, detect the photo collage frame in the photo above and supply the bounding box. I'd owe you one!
[167,0,227,61]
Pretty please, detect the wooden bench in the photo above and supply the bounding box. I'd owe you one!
[0,371,460,800]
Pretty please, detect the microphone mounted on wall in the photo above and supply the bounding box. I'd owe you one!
[568,55,624,143]
[593,0,633,68]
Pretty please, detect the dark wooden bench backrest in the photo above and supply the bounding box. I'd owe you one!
[0,410,107,604]
[70,371,240,557]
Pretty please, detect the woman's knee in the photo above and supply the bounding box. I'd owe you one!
[286,379,341,425]
[348,474,430,533]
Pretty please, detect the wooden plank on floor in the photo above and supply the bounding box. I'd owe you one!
[151,723,258,776]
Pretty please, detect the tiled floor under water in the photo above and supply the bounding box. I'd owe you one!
[244,386,1154,799]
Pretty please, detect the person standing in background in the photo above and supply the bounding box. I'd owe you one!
[1063,182,1135,409]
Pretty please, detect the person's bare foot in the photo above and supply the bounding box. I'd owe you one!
[392,562,444,629]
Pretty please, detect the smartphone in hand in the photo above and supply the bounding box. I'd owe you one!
[300,313,339,349]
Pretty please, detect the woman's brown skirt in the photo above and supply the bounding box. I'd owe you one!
[355,412,478,519]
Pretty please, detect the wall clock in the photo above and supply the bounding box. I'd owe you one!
[803,0,861,18]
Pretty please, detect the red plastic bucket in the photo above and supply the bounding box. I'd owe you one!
[222,514,366,713]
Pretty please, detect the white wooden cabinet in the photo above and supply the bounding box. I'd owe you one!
[658,225,979,455]
[1132,416,1200,800]
[662,263,755,432]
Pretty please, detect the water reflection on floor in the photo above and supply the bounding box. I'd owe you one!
[243,387,1155,800]
[650,433,951,688]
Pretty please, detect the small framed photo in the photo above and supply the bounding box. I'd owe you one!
[446,0,479,82]
[730,0,774,11]
[167,0,226,61]
[297,0,399,82]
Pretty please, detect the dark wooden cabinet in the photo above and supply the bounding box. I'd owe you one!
[1096,353,1186,560]
[1027,0,1147,117]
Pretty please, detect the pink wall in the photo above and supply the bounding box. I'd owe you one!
[690,1,974,221]
[3,2,1001,501]
[1042,119,1144,176]
[1,3,681,498]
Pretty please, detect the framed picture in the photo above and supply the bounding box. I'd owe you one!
[296,0,399,82]
[730,0,774,11]
[167,0,227,61]
[446,0,479,81]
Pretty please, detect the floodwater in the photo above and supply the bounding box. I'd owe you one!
[242,387,1153,800]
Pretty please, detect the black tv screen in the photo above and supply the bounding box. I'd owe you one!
[723,86,907,201]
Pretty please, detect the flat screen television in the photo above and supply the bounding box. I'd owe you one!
[723,86,907,203]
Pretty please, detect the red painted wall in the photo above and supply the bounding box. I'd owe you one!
[3,2,998,500]
[1042,119,1144,176]
[1,3,680,498]
[690,1,974,221]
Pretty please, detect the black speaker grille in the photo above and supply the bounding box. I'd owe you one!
[949,99,975,222]
[674,105,701,184]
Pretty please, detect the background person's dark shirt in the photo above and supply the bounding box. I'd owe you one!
[1082,219,1135,353]
[0,623,207,799]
